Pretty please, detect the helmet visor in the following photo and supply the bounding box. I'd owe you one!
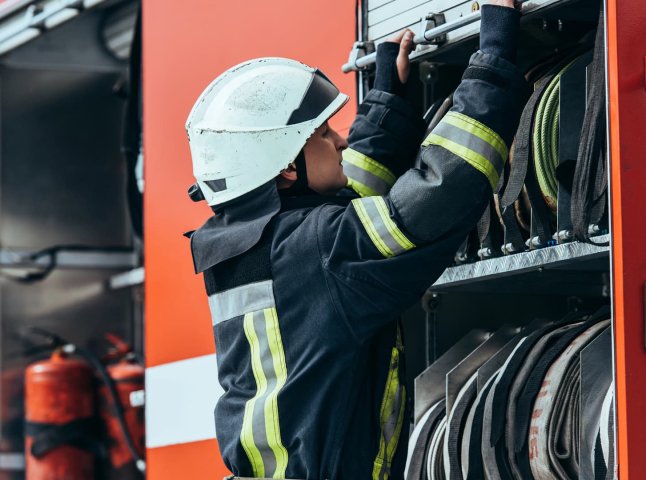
[287,70,343,125]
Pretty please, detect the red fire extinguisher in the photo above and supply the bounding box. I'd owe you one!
[23,330,146,479]
[99,334,145,479]
[24,348,96,480]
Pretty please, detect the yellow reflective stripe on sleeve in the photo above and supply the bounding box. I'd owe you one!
[343,148,396,197]
[352,197,416,258]
[241,312,267,478]
[426,133,500,189]
[346,177,381,198]
[352,198,395,257]
[264,307,289,478]
[422,111,507,190]
[443,112,508,162]
[343,148,397,185]
[373,196,415,251]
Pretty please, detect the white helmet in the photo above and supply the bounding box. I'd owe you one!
[186,57,349,206]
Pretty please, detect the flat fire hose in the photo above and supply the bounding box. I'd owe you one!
[528,320,609,479]
[443,374,477,479]
[511,308,610,479]
[460,374,497,479]
[405,400,446,480]
[481,338,535,480]
[505,323,580,479]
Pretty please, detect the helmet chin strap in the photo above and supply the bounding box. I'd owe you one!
[279,149,317,197]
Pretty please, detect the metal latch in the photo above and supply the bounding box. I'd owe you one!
[419,13,447,45]
[346,41,375,71]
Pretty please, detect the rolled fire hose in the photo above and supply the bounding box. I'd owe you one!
[405,400,446,480]
[443,374,477,479]
[481,312,589,479]
[505,323,580,478]
[511,309,610,479]
[579,328,613,480]
[599,384,615,479]
[429,416,447,480]
[404,310,613,479]
[532,61,576,211]
[529,320,609,479]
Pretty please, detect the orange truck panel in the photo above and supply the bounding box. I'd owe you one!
[143,1,356,477]
[607,0,646,478]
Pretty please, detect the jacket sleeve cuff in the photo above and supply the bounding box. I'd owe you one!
[479,4,521,63]
[373,42,406,96]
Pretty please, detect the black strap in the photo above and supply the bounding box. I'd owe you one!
[26,418,102,458]
[571,9,608,244]
[500,50,587,246]
[501,204,527,252]
[477,198,504,256]
[278,150,317,197]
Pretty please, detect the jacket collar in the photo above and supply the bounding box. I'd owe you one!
[189,183,356,273]
[189,181,281,273]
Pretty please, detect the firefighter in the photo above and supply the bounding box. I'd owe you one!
[185,0,526,478]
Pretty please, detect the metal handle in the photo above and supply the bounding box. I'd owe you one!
[342,10,482,73]
[342,2,529,73]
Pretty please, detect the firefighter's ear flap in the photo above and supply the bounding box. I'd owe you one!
[188,183,205,202]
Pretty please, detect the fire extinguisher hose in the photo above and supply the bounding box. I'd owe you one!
[25,417,101,458]
[69,345,146,474]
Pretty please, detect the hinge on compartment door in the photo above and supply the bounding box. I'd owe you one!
[347,41,375,71]
[419,13,447,46]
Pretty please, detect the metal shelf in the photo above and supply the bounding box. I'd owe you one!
[108,266,144,290]
[428,234,610,296]
[0,248,138,270]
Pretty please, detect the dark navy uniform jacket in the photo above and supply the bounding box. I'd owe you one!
[189,6,527,479]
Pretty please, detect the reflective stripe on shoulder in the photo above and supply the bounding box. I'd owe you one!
[208,280,275,325]
[343,148,396,197]
[241,308,289,479]
[352,196,415,258]
[422,111,508,189]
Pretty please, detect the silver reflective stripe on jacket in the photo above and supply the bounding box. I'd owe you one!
[209,280,275,325]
